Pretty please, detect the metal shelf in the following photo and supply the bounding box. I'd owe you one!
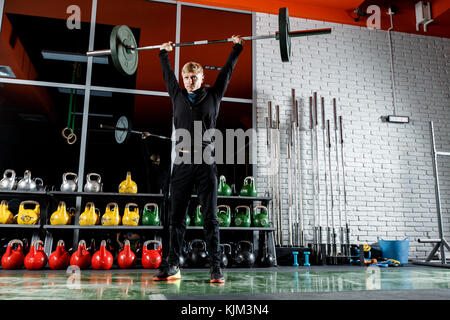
[0,190,48,197]
[43,224,163,230]
[48,191,164,198]
[0,224,41,229]
[187,226,275,231]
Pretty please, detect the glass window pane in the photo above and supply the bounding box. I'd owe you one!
[1,0,92,84]
[91,1,177,92]
[179,6,252,100]
[0,83,82,190]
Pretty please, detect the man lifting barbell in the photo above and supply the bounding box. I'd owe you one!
[152,35,244,283]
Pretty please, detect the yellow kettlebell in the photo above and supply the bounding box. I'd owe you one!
[50,201,72,225]
[122,203,139,226]
[79,202,100,226]
[101,202,121,226]
[0,200,14,224]
[17,200,40,225]
[118,172,138,194]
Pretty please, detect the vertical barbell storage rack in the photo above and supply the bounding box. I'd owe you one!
[413,121,450,267]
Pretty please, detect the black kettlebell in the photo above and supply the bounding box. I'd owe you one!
[220,244,231,268]
[235,240,255,268]
[259,242,275,267]
[179,241,188,267]
[188,239,208,268]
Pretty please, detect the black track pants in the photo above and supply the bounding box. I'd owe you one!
[166,163,220,268]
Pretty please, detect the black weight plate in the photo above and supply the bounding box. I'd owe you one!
[110,25,138,76]
[278,7,291,62]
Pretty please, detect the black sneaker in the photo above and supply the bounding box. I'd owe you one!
[210,266,225,283]
[153,265,181,281]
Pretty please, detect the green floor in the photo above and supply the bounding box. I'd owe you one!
[0,266,450,300]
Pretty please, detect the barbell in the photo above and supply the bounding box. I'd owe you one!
[86,7,331,76]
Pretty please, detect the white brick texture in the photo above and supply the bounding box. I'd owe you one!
[254,13,450,260]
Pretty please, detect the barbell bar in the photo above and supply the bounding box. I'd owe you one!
[86,7,331,76]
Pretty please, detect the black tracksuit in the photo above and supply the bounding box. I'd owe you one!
[159,43,243,268]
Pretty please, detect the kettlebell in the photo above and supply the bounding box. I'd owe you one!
[50,201,72,225]
[48,240,70,270]
[235,240,255,268]
[17,200,40,225]
[84,173,102,193]
[180,241,188,267]
[60,172,78,192]
[220,243,231,268]
[70,240,91,269]
[79,202,100,225]
[117,240,136,269]
[239,176,257,197]
[258,240,275,267]
[141,240,162,269]
[118,171,138,194]
[186,213,191,226]
[101,202,121,226]
[122,203,140,226]
[0,200,14,224]
[1,239,24,269]
[234,205,251,227]
[253,205,269,228]
[17,170,43,191]
[217,205,231,227]
[24,240,48,270]
[0,169,17,190]
[142,203,160,226]
[193,205,204,227]
[188,239,208,268]
[91,240,113,270]
[217,175,232,196]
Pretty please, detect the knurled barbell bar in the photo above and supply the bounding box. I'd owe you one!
[86,7,332,76]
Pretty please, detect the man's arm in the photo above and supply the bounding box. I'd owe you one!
[212,36,243,100]
[159,42,180,99]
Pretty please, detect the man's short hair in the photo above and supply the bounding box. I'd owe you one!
[182,61,203,75]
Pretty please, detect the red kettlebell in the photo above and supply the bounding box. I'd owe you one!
[24,240,48,270]
[49,240,70,270]
[91,240,113,270]
[141,240,162,269]
[70,240,91,269]
[117,240,136,269]
[1,239,25,269]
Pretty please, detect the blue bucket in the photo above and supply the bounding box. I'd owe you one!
[378,238,409,265]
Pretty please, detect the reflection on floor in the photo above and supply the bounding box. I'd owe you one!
[0,266,449,300]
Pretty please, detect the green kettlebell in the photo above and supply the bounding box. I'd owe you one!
[193,205,204,227]
[186,213,191,226]
[217,205,231,227]
[217,175,232,196]
[234,205,251,227]
[240,176,257,197]
[142,203,160,226]
[253,205,269,228]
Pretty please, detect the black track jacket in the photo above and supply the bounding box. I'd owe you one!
[159,43,243,151]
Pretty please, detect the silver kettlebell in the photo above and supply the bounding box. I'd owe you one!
[17,170,43,191]
[84,173,102,193]
[0,169,17,190]
[60,172,78,192]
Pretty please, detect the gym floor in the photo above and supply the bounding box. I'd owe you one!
[1,265,450,300]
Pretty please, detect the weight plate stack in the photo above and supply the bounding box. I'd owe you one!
[110,25,139,76]
[278,7,291,62]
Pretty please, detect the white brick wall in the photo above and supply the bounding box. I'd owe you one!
[254,12,450,260]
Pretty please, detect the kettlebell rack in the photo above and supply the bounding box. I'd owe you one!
[187,194,277,267]
[0,189,276,268]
